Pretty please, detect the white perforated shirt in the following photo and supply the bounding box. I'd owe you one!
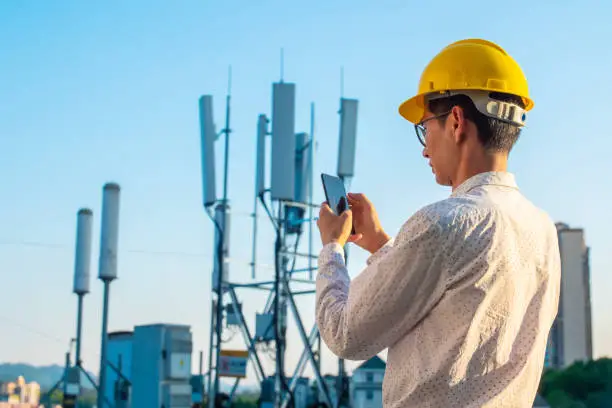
[316,171,561,407]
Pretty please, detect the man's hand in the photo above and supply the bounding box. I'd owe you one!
[317,200,361,247]
[346,193,390,254]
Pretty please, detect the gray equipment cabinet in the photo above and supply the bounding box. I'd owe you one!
[131,324,193,408]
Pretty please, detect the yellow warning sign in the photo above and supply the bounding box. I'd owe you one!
[219,349,249,378]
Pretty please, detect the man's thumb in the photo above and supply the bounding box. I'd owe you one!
[348,233,363,243]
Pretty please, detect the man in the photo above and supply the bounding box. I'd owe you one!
[315,38,561,407]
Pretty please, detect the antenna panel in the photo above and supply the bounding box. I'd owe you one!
[199,95,217,207]
[284,132,310,234]
[337,98,359,178]
[73,208,93,294]
[294,132,310,204]
[213,203,230,290]
[98,183,121,281]
[255,114,268,196]
[270,82,296,200]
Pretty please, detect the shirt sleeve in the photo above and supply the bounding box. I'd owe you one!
[315,212,450,361]
[366,237,395,266]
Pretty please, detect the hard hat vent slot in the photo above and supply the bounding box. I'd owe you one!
[487,78,507,90]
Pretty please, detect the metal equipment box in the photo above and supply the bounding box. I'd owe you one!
[131,324,193,408]
[256,313,275,341]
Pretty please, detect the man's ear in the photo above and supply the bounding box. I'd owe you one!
[450,105,467,145]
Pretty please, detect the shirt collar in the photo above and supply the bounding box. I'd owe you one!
[450,171,518,197]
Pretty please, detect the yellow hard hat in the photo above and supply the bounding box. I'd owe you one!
[398,38,534,124]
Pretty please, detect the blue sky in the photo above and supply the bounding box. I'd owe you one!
[1,0,611,385]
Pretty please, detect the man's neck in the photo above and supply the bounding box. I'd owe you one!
[451,152,508,191]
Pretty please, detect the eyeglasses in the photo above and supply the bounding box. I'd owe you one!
[414,111,451,147]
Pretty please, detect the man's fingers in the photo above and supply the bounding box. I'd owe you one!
[319,202,335,220]
[347,195,359,206]
[347,197,364,212]
[320,202,334,214]
[347,192,371,207]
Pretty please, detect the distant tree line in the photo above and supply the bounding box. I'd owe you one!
[37,358,612,408]
[539,357,612,408]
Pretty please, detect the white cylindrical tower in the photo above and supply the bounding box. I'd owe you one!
[73,208,93,294]
[97,182,121,408]
[98,183,121,281]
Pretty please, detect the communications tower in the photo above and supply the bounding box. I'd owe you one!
[199,68,359,408]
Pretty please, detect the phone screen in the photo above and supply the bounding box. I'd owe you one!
[321,173,349,215]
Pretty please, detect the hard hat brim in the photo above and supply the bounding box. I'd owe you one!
[398,90,534,125]
[398,93,427,124]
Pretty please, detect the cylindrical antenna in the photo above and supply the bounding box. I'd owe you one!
[98,183,121,281]
[72,207,92,394]
[73,207,92,369]
[73,208,93,295]
[97,182,121,408]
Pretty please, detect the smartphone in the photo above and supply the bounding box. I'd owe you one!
[321,173,355,234]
